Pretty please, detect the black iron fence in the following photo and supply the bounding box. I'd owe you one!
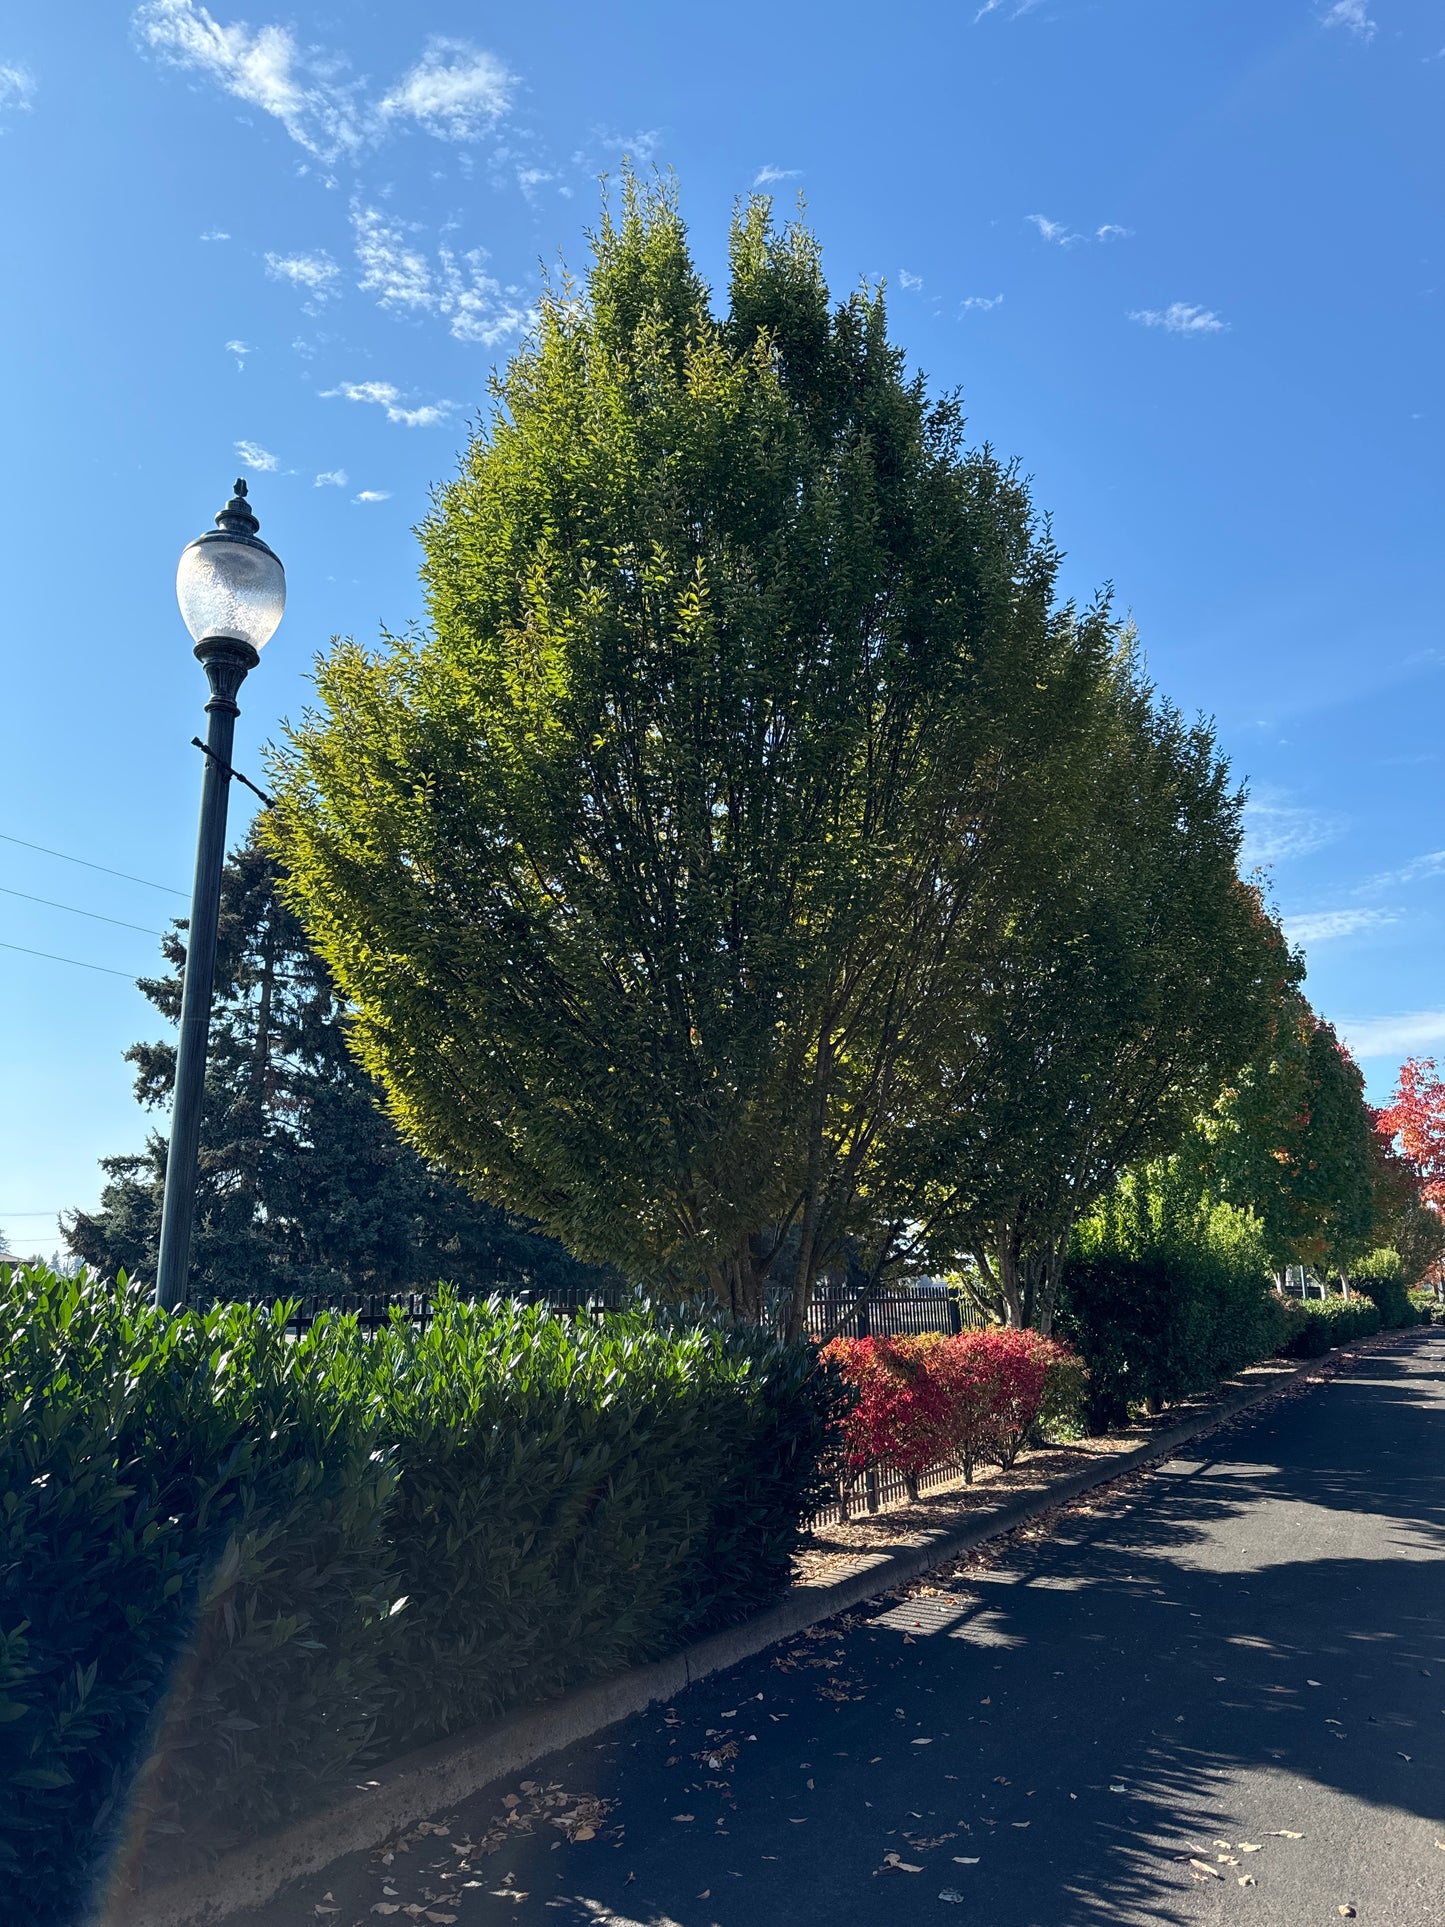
[235,1279,984,1342]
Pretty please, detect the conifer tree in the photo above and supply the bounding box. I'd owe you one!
[63,827,610,1302]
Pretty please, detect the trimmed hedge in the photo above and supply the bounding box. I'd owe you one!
[0,1267,844,1925]
[1275,1293,1382,1357]
[1058,1197,1282,1434]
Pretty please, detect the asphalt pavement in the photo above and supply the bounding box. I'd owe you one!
[238,1331,1445,1927]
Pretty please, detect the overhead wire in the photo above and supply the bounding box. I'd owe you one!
[0,832,186,897]
[0,885,166,937]
[0,940,143,980]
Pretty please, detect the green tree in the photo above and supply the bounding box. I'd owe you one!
[269,177,1122,1328]
[1200,989,1378,1277]
[899,669,1286,1331]
[63,828,612,1302]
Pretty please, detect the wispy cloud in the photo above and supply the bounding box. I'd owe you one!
[753,164,800,187]
[234,438,278,470]
[1129,301,1227,335]
[199,227,230,241]
[974,0,1044,19]
[1356,849,1445,893]
[1027,213,1130,249]
[264,249,341,305]
[1321,1,1375,40]
[898,269,923,291]
[0,62,37,115]
[1027,213,1077,247]
[321,380,452,428]
[351,205,531,345]
[378,38,513,140]
[314,468,348,488]
[960,293,1004,313]
[1337,1011,1445,1060]
[225,337,253,368]
[353,489,391,504]
[1241,795,1346,867]
[134,5,514,161]
[1281,907,1395,945]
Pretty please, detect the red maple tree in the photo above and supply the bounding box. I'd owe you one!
[1375,1057,1445,1210]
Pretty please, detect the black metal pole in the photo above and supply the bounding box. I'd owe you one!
[154,637,259,1310]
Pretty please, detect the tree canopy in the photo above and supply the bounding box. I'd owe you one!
[63,828,611,1302]
[269,176,1287,1330]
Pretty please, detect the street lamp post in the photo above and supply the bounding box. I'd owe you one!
[154,480,286,1311]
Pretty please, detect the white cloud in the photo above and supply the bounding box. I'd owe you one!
[135,6,514,159]
[1129,301,1227,334]
[1095,223,1132,242]
[353,489,391,503]
[754,164,801,187]
[1281,907,1395,945]
[264,249,341,303]
[1337,1011,1445,1060]
[353,206,433,311]
[314,468,348,488]
[1241,795,1346,867]
[960,293,1004,312]
[898,269,923,291]
[134,0,366,159]
[350,205,531,346]
[1356,849,1445,893]
[378,38,512,141]
[0,63,37,114]
[1321,1,1375,39]
[234,438,278,470]
[199,227,230,241]
[974,0,1044,18]
[225,337,253,367]
[1027,213,1078,246]
[322,380,451,428]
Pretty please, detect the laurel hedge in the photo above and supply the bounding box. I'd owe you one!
[0,1266,844,1925]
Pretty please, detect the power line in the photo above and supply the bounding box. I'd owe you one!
[0,832,186,897]
[0,885,165,937]
[0,939,141,980]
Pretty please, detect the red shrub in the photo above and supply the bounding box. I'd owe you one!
[823,1328,1085,1491]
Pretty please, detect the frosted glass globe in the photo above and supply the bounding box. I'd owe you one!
[176,533,286,648]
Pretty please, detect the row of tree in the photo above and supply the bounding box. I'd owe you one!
[69,179,1441,1325]
[259,178,1285,1336]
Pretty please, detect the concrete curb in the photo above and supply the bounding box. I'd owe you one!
[107,1325,1432,1927]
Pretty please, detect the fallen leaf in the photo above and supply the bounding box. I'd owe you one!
[911,1738,933,1746]
[953,1855,980,1864]
[1108,1785,1128,1794]
[370,1912,399,1920]
[1240,1842,1263,1853]
[425,1916,457,1924]
[1238,1874,1255,1887]
[572,1826,595,1842]
[1190,1860,1223,1880]
[939,1891,966,1904]
[1267,1829,1304,1838]
[672,1814,694,1823]
[1306,1679,1321,1687]
[501,1795,520,1810]
[1398,1751,1412,1762]
[1011,1822,1030,1829]
[696,1891,710,1900]
[1338,1909,1356,1919]
[880,1852,924,1873]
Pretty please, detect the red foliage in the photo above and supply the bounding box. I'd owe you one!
[1376,1057,1445,1210]
[822,1328,1084,1488]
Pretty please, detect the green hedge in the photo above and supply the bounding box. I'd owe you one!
[1274,1293,1382,1357]
[1058,1187,1281,1434]
[0,1268,843,1925]
[1350,1249,1425,1330]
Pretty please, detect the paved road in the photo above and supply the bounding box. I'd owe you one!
[242,1333,1445,1927]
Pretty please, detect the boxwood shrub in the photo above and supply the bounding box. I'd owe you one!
[0,1267,843,1925]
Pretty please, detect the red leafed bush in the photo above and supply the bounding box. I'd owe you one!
[820,1335,955,1481]
[822,1328,1085,1491]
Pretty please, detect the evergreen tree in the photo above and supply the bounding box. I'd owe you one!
[63,827,613,1302]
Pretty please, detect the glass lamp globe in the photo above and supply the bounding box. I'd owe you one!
[176,478,286,649]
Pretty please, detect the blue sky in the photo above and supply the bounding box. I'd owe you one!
[1,0,1441,1249]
